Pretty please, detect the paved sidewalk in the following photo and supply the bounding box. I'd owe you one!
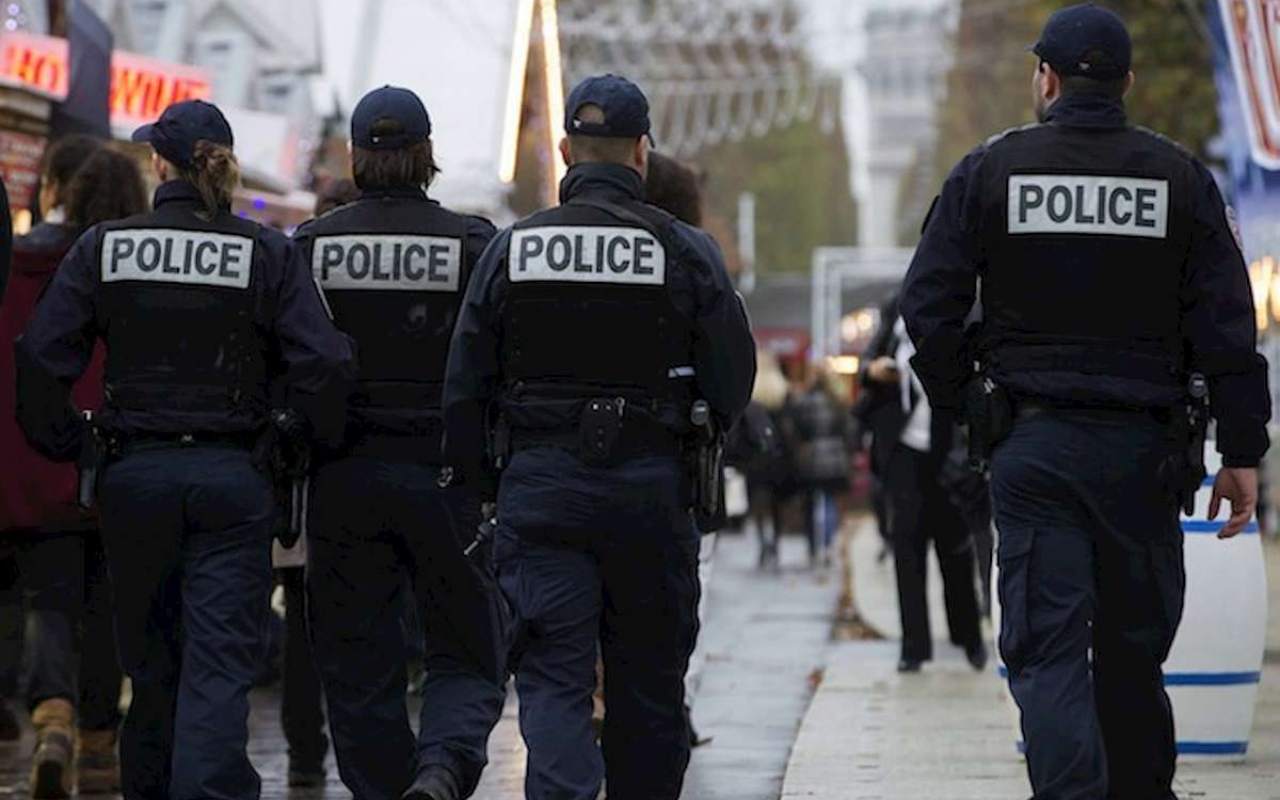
[781,521,1280,800]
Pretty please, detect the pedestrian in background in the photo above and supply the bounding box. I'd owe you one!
[854,293,902,560]
[0,140,146,797]
[883,315,986,674]
[782,363,852,567]
[902,6,1268,796]
[15,99,355,800]
[735,351,790,570]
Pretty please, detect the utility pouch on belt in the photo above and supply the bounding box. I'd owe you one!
[579,397,626,467]
[965,376,1013,474]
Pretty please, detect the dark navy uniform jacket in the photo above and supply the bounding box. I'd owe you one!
[443,162,756,482]
[15,180,356,459]
[902,94,1270,467]
[292,186,495,459]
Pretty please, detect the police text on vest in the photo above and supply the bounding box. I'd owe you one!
[313,235,461,292]
[509,226,666,285]
[1008,175,1169,238]
[101,229,254,288]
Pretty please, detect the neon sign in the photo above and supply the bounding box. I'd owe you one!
[0,31,211,128]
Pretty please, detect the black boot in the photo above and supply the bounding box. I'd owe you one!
[402,767,461,800]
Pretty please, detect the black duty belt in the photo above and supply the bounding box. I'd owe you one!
[1015,400,1170,425]
[117,431,257,455]
[510,427,682,459]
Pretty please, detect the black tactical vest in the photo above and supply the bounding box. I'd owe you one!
[95,206,266,430]
[501,197,694,405]
[305,194,469,436]
[977,122,1197,405]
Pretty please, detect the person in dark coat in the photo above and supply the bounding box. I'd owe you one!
[782,364,852,567]
[0,141,147,796]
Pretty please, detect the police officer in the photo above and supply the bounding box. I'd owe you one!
[293,86,508,800]
[444,74,756,800]
[14,99,356,800]
[900,6,1270,799]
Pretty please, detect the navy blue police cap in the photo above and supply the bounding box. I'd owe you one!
[351,85,432,151]
[1032,3,1132,80]
[131,99,234,168]
[564,74,653,141]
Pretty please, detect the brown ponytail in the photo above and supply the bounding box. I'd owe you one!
[180,140,240,218]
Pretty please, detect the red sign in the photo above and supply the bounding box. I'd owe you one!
[0,32,212,129]
[0,128,46,209]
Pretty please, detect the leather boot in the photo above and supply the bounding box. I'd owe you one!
[76,728,121,794]
[402,766,460,800]
[29,698,74,799]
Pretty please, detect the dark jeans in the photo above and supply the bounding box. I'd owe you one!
[887,444,983,661]
[99,447,275,800]
[497,448,700,800]
[279,567,327,769]
[991,409,1184,800]
[4,530,122,729]
[307,456,507,800]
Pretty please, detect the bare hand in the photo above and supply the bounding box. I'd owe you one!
[1208,467,1259,539]
[867,357,900,384]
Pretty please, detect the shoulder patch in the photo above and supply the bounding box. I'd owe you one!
[1131,126,1195,161]
[985,122,1044,148]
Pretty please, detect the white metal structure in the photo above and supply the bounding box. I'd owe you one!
[809,246,913,359]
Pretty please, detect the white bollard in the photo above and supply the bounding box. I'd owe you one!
[992,451,1268,762]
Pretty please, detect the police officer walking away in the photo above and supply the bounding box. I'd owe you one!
[14,99,356,800]
[293,86,509,800]
[901,6,1270,799]
[444,74,755,800]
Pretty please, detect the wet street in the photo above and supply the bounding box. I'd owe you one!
[0,529,842,800]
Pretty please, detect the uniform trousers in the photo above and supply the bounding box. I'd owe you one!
[991,409,1184,800]
[99,446,274,800]
[496,447,700,800]
[307,455,508,800]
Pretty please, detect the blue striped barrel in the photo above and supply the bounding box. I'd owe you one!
[992,451,1267,761]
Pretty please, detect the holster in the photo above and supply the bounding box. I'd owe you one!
[76,412,109,512]
[688,402,727,532]
[964,376,1014,474]
[259,410,312,548]
[1175,374,1210,515]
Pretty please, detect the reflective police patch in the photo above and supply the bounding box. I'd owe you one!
[1008,175,1169,239]
[508,226,666,285]
[101,229,253,288]
[312,235,461,292]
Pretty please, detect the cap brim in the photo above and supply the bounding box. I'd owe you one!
[130,123,156,144]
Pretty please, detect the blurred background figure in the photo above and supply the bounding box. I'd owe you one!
[781,362,853,568]
[854,293,904,563]
[264,184,345,789]
[884,310,985,674]
[311,177,360,217]
[0,138,147,797]
[730,351,790,570]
